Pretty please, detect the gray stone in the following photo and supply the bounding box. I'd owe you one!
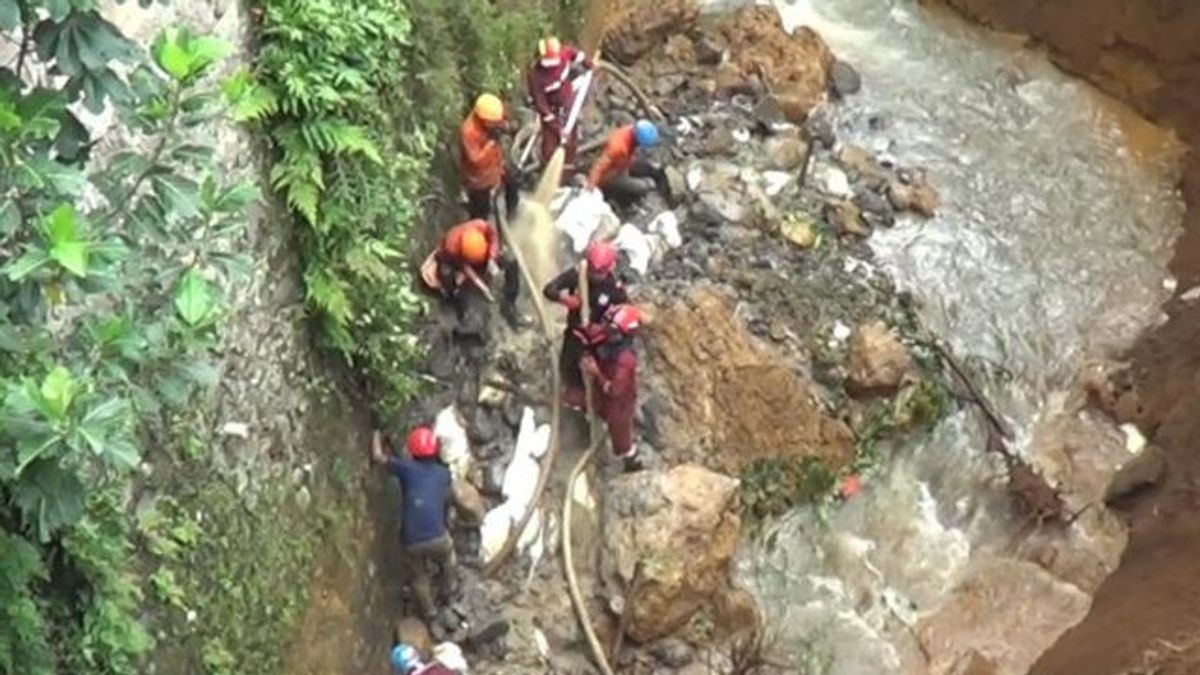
[763,136,810,172]
[650,638,695,668]
[702,125,736,157]
[694,35,725,66]
[830,59,862,98]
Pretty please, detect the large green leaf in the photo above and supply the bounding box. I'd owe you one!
[45,203,80,245]
[174,268,215,326]
[11,460,85,542]
[151,173,200,217]
[39,366,76,420]
[49,240,88,277]
[3,250,51,281]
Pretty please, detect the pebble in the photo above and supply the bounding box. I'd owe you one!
[830,59,863,98]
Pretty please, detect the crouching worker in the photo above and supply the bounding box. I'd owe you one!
[543,241,627,409]
[391,643,461,675]
[581,304,643,472]
[459,93,519,220]
[372,428,470,622]
[427,218,523,329]
[587,120,671,209]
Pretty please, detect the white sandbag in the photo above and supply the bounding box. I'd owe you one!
[555,187,620,253]
[433,406,471,482]
[432,642,469,673]
[614,224,654,276]
[647,211,682,249]
[479,502,514,564]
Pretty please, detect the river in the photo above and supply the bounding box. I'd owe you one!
[734,0,1185,673]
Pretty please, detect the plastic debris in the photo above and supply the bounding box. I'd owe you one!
[433,642,469,673]
[434,406,472,482]
[554,187,620,253]
[479,406,550,564]
[614,224,654,276]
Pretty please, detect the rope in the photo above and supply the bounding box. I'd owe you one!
[561,261,617,675]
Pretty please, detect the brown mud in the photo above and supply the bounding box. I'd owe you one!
[936,1,1200,673]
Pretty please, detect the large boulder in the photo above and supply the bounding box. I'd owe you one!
[601,464,747,642]
[600,0,700,65]
[847,320,914,396]
[716,6,834,122]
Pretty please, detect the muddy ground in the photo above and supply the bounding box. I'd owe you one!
[936,1,1200,673]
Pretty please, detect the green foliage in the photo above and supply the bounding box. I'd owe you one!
[741,457,839,527]
[256,0,547,418]
[1,8,259,673]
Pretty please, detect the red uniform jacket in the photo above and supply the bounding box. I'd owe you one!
[592,344,637,422]
[587,125,637,188]
[437,219,500,270]
[459,113,504,192]
[527,45,587,123]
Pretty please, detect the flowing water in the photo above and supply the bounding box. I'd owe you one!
[732,0,1186,673]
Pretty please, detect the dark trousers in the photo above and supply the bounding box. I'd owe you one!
[466,180,520,221]
[600,159,671,209]
[436,258,520,319]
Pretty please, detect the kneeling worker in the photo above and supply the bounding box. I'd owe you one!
[390,643,461,674]
[432,218,523,327]
[458,93,518,220]
[372,427,468,622]
[581,304,643,472]
[587,119,672,209]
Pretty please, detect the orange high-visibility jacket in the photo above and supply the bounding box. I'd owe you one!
[587,125,636,188]
[459,113,504,192]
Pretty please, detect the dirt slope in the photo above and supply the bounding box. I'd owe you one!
[937,1,1200,673]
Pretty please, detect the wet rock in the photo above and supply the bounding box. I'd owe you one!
[887,176,941,217]
[806,112,836,149]
[825,200,870,237]
[1104,428,1165,502]
[703,125,737,157]
[463,616,510,649]
[837,145,888,185]
[694,34,725,66]
[847,320,914,396]
[751,95,786,130]
[763,135,810,171]
[779,215,818,249]
[696,190,749,225]
[601,464,746,642]
[469,406,505,445]
[854,186,894,218]
[394,617,433,656]
[830,59,863,98]
[649,638,695,668]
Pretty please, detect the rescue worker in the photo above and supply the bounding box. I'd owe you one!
[587,119,672,209]
[434,218,523,328]
[390,643,460,675]
[371,427,468,622]
[542,241,628,409]
[527,36,593,168]
[581,304,642,472]
[458,93,518,220]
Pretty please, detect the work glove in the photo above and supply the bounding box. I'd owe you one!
[560,294,581,311]
[486,125,504,141]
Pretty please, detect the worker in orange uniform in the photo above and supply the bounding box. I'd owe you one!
[527,36,592,168]
[434,219,522,327]
[581,304,643,472]
[458,93,518,220]
[587,119,672,209]
[543,241,628,410]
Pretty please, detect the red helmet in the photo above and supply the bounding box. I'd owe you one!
[607,304,641,335]
[586,242,618,277]
[406,426,439,459]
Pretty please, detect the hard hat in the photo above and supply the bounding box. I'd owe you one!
[633,120,659,148]
[474,93,504,123]
[607,304,641,335]
[538,36,562,66]
[406,426,439,460]
[391,644,419,673]
[459,223,490,265]
[586,241,618,276]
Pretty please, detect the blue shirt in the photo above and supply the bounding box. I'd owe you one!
[387,457,452,545]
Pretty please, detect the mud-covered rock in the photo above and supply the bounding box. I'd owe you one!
[394,617,433,656]
[847,320,913,396]
[838,144,888,185]
[642,289,855,473]
[716,6,834,122]
[825,199,870,237]
[704,124,737,156]
[601,0,700,64]
[601,464,744,642]
[764,135,811,171]
[888,176,941,217]
[452,479,486,526]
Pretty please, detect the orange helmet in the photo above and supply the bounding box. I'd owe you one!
[459,224,490,265]
[538,36,562,66]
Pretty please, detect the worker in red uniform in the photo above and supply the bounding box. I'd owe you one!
[458,93,518,220]
[581,304,642,472]
[587,119,672,209]
[434,219,522,327]
[543,241,628,409]
[527,36,593,168]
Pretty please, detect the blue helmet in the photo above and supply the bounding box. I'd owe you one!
[391,644,418,673]
[633,119,659,148]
